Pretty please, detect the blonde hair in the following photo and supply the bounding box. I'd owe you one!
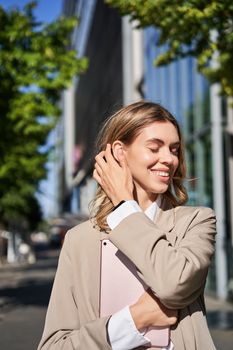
[90,101,188,231]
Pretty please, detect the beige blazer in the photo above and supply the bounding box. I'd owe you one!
[38,199,217,350]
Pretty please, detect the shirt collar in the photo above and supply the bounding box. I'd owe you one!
[144,195,162,222]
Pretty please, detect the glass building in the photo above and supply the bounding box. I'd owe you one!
[143,26,230,294]
[144,27,213,207]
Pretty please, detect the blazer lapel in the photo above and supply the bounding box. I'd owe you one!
[155,196,177,246]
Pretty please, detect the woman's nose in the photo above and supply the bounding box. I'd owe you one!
[159,150,173,164]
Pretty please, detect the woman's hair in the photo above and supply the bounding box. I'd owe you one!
[90,101,188,231]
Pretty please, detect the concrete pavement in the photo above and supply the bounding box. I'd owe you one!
[0,246,58,350]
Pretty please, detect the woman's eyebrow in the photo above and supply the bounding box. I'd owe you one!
[146,138,163,145]
[146,138,180,146]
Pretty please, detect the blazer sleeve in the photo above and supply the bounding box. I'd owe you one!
[37,232,111,350]
[109,207,216,310]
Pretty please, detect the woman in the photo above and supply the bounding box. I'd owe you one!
[38,101,216,350]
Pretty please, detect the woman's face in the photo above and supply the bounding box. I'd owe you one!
[123,121,180,198]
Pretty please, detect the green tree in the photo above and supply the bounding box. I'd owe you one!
[106,0,233,96]
[0,2,88,229]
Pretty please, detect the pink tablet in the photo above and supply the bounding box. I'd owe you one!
[99,239,170,348]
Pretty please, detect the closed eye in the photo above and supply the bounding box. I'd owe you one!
[148,148,159,153]
[171,147,179,155]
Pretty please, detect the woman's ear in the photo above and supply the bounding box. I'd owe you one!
[112,140,125,162]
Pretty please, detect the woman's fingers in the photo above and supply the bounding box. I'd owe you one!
[93,169,102,186]
[93,144,134,204]
[130,290,178,329]
[95,151,107,170]
[94,162,103,176]
[95,146,119,175]
[105,143,119,166]
[96,144,127,171]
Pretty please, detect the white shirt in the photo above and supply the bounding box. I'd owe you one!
[106,199,174,350]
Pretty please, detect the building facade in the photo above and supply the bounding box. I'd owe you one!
[62,0,123,216]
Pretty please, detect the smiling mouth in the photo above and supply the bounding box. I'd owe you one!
[150,170,170,177]
[156,171,170,177]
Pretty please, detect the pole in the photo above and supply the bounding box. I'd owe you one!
[210,82,228,299]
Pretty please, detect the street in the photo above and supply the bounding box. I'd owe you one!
[0,246,233,350]
[0,246,58,350]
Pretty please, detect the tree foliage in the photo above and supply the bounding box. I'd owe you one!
[106,0,233,96]
[0,2,88,229]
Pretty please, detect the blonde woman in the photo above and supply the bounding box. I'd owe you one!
[38,101,216,350]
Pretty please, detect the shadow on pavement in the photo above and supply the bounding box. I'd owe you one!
[0,279,53,310]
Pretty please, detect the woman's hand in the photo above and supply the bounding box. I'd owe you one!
[93,144,134,205]
[130,290,177,330]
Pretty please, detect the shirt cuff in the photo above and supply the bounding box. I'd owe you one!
[107,306,150,350]
[107,200,142,230]
[165,341,174,350]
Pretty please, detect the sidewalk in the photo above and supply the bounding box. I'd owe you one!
[0,248,59,316]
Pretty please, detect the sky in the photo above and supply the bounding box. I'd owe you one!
[1,0,63,219]
[0,0,62,23]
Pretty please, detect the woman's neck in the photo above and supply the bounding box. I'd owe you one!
[133,187,158,211]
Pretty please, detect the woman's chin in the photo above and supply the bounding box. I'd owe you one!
[150,183,169,194]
